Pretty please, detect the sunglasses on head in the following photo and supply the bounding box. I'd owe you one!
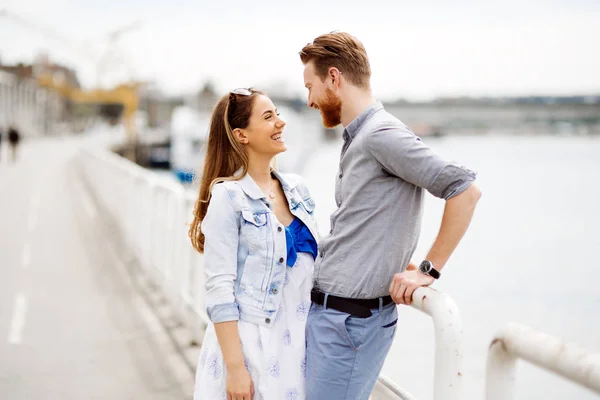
[228,88,252,106]
[230,88,252,96]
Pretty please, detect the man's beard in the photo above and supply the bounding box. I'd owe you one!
[317,88,342,128]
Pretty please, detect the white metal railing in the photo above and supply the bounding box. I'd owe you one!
[375,286,464,400]
[486,323,600,400]
[411,287,463,399]
[76,145,209,342]
[76,145,467,400]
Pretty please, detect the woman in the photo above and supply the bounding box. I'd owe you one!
[189,88,319,400]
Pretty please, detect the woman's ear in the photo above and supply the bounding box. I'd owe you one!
[232,128,249,144]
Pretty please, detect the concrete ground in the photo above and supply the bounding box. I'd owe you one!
[0,136,194,399]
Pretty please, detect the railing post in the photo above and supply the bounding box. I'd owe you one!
[411,287,463,400]
[486,336,517,400]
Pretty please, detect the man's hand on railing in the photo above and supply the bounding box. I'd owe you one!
[389,263,435,305]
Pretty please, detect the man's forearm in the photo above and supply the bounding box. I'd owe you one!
[426,183,481,271]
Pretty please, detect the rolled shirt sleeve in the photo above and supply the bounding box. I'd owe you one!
[366,124,477,199]
[201,184,241,323]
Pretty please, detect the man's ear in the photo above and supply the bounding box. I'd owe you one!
[328,67,342,87]
[233,128,248,144]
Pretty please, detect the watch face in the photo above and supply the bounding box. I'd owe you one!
[420,261,431,273]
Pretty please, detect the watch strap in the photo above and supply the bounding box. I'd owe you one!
[428,265,441,279]
[420,260,441,279]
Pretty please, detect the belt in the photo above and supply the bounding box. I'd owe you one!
[310,288,394,318]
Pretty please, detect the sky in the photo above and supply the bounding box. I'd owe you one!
[1,0,599,101]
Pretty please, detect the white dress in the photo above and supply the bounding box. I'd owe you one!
[193,252,314,400]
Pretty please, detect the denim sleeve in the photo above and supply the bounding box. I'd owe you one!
[201,184,241,323]
[365,124,477,199]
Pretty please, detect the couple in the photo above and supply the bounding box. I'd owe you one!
[189,32,481,400]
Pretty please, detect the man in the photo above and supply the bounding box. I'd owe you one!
[299,32,481,399]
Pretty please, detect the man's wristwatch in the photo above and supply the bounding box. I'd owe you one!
[419,260,441,279]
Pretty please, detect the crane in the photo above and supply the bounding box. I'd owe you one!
[95,20,143,87]
[0,8,144,160]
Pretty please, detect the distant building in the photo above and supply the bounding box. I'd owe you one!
[138,84,180,129]
[0,69,62,136]
[194,81,219,114]
[0,57,83,134]
[0,60,81,90]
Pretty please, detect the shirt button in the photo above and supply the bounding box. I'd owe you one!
[279,257,284,263]
[277,226,282,232]
[272,288,278,294]
[339,173,343,178]
[319,252,324,258]
[265,318,271,323]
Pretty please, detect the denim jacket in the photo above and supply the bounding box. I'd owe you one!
[202,170,319,328]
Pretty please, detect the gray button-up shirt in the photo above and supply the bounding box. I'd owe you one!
[314,102,476,299]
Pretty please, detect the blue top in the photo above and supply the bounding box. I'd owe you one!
[285,217,318,267]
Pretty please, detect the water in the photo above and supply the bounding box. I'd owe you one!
[301,133,600,400]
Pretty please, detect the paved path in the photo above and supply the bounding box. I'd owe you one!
[0,136,193,399]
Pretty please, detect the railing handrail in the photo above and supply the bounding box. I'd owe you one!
[486,323,600,400]
[78,145,464,400]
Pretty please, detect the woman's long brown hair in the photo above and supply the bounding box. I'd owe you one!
[188,89,264,253]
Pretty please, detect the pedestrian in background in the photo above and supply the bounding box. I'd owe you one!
[8,126,21,163]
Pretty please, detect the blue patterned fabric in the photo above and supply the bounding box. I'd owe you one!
[285,217,317,267]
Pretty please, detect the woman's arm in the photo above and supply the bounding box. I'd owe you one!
[203,184,241,323]
[214,322,244,369]
[201,184,253,397]
[214,321,254,398]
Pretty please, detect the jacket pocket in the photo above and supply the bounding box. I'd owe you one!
[240,209,269,250]
[301,197,315,214]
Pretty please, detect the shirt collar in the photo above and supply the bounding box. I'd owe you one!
[343,101,384,141]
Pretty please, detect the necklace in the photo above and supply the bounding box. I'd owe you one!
[258,178,276,200]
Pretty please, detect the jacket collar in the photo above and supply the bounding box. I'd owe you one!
[271,169,298,192]
[235,168,297,200]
